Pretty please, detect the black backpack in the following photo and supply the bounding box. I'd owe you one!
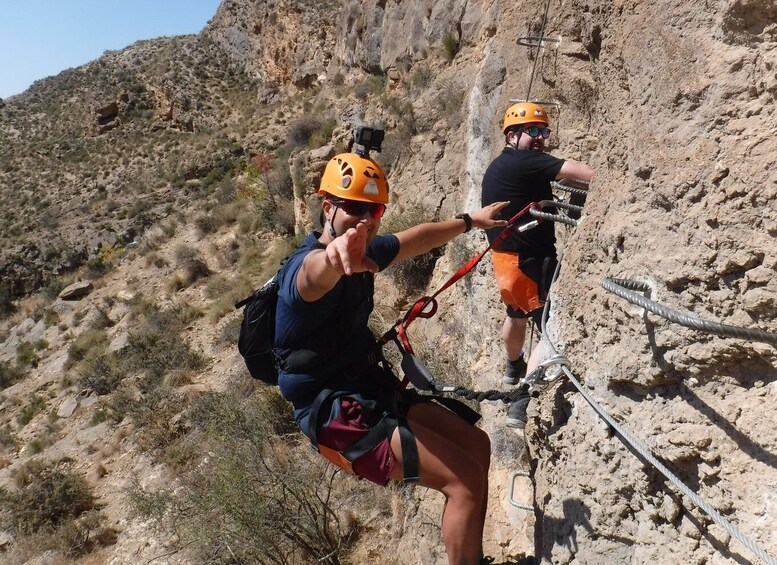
[235,274,280,384]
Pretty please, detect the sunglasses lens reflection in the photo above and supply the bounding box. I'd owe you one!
[525,127,551,139]
[338,200,386,219]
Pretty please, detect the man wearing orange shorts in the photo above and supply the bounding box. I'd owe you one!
[481,102,594,429]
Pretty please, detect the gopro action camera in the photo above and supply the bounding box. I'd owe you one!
[353,126,384,156]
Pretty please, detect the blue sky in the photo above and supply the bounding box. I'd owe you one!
[0,1,223,99]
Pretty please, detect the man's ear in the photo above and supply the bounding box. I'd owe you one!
[321,199,333,219]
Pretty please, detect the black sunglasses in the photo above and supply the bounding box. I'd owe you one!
[521,126,551,139]
[330,198,386,219]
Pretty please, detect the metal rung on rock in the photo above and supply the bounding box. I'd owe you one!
[517,35,562,48]
[508,98,561,110]
[508,471,534,511]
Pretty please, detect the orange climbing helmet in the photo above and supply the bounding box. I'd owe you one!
[502,102,549,133]
[318,152,389,204]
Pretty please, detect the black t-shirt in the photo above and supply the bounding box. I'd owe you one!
[481,147,564,257]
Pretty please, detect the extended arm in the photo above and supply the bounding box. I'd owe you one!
[392,201,509,264]
[557,159,595,182]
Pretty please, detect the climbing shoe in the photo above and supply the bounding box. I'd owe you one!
[503,354,527,385]
[506,394,530,429]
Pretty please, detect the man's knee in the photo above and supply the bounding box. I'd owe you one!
[505,316,527,329]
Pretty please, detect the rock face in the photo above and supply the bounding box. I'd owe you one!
[1,0,775,563]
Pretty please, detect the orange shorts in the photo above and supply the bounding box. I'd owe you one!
[491,250,543,315]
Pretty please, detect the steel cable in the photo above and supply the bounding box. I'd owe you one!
[529,200,583,226]
[601,278,777,346]
[551,181,589,196]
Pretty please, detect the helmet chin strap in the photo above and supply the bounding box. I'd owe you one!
[327,206,339,238]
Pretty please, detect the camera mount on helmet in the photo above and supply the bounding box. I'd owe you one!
[352,126,384,157]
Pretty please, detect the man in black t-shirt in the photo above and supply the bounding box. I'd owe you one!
[482,102,594,429]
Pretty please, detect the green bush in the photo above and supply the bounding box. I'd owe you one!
[76,302,205,395]
[3,460,95,534]
[442,32,459,61]
[367,74,387,95]
[43,307,60,327]
[194,213,219,235]
[410,65,433,90]
[85,255,110,277]
[307,118,337,148]
[173,244,211,286]
[16,395,46,427]
[131,391,356,564]
[0,361,24,390]
[123,387,188,453]
[287,115,336,148]
[0,424,16,448]
[44,280,65,301]
[124,328,206,385]
[0,283,15,316]
[90,410,108,426]
[26,438,45,455]
[381,209,441,295]
[78,352,125,395]
[16,341,39,368]
[65,328,108,369]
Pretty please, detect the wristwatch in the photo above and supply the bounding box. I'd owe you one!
[455,213,472,233]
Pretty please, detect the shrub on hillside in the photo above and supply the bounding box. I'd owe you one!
[0,424,16,449]
[78,352,125,395]
[121,386,188,453]
[381,209,441,295]
[287,116,336,148]
[4,460,94,533]
[173,244,211,286]
[16,341,39,368]
[16,395,46,427]
[0,361,24,390]
[410,65,433,90]
[76,301,206,395]
[124,329,206,386]
[194,213,219,235]
[130,391,357,564]
[0,460,115,558]
[65,328,108,370]
[43,280,65,301]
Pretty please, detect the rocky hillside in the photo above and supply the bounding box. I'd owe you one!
[1,0,776,563]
